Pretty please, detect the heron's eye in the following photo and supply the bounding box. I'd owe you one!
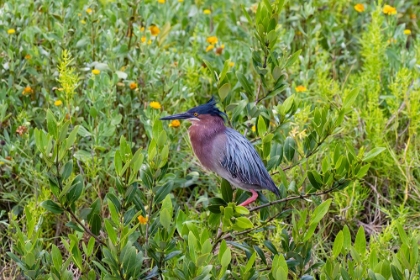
[194,112,199,117]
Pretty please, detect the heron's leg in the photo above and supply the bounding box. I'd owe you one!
[239,189,258,206]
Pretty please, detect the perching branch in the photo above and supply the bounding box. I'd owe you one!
[249,182,343,212]
[212,182,347,251]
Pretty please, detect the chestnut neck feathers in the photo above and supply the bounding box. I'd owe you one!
[188,115,225,169]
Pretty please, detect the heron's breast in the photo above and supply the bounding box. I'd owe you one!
[188,125,225,171]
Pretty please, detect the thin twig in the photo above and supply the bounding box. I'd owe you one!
[250,183,343,212]
[66,207,106,246]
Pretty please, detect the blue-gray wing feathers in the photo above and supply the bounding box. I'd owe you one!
[221,128,280,196]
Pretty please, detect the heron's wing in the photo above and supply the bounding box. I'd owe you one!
[222,128,279,195]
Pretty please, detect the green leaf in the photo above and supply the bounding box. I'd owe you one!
[71,242,83,269]
[362,147,386,162]
[391,265,404,280]
[311,199,331,224]
[237,72,253,94]
[355,226,366,255]
[356,163,371,178]
[396,223,409,245]
[208,197,227,213]
[51,244,63,271]
[264,240,279,255]
[46,110,58,139]
[219,60,230,84]
[41,200,64,214]
[221,179,233,202]
[104,219,118,245]
[114,150,122,176]
[307,171,322,190]
[160,209,172,231]
[221,247,231,267]
[218,83,231,102]
[67,175,84,204]
[107,198,119,225]
[234,205,249,215]
[343,88,359,109]
[65,125,79,150]
[61,160,73,181]
[59,121,70,143]
[343,225,351,250]
[244,252,256,273]
[159,145,169,168]
[241,4,252,23]
[257,116,267,138]
[332,231,343,259]
[161,194,173,214]
[254,245,267,265]
[284,49,302,68]
[283,136,296,161]
[234,217,253,229]
[130,148,144,173]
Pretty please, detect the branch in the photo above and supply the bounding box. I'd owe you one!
[249,183,343,212]
[66,207,106,247]
[212,183,346,250]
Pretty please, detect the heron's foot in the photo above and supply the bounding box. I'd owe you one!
[239,189,258,206]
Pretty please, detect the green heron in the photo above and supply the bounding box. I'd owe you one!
[160,97,280,206]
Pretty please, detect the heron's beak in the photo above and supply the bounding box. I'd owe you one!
[160,112,195,121]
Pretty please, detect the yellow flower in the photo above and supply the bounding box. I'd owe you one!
[251,125,256,132]
[203,9,211,14]
[129,82,138,90]
[7,29,16,35]
[354,4,365,13]
[81,20,86,24]
[148,39,152,45]
[54,100,63,106]
[141,36,146,43]
[150,101,161,109]
[25,54,31,60]
[404,29,411,35]
[295,85,307,92]
[150,25,160,36]
[178,0,184,2]
[229,61,235,67]
[207,36,218,44]
[383,5,397,15]
[206,45,214,52]
[86,8,93,14]
[138,215,148,225]
[410,14,416,19]
[92,69,100,75]
[158,0,165,3]
[169,120,181,128]
[22,86,33,95]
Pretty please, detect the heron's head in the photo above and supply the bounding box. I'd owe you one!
[160,97,226,122]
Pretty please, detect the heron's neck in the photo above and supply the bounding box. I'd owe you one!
[188,116,225,140]
[188,116,226,169]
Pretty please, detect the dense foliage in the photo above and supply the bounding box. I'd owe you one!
[1,0,419,279]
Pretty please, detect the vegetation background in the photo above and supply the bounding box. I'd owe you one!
[0,0,419,279]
